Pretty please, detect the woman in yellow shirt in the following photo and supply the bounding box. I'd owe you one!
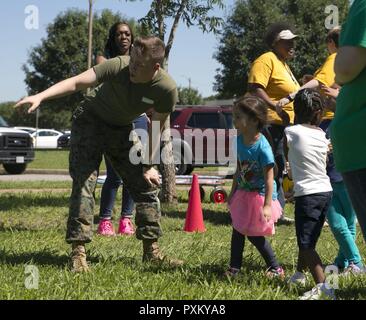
[248,23,300,224]
[277,27,341,131]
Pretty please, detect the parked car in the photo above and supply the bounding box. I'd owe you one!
[167,105,237,175]
[0,117,35,174]
[14,126,37,135]
[31,129,64,149]
[57,132,71,149]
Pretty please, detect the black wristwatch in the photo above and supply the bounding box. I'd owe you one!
[287,93,296,102]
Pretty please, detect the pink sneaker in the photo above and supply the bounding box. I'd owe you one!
[97,219,116,236]
[118,217,135,235]
[266,266,285,280]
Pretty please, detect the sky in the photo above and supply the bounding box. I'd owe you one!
[0,0,236,103]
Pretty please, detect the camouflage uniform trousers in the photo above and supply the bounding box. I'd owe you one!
[66,106,162,244]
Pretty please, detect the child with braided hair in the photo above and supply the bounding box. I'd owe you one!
[285,89,335,300]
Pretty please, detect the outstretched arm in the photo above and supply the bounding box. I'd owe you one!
[14,68,98,113]
[276,79,320,111]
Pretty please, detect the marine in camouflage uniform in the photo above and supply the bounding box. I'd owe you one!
[15,37,183,272]
[65,38,182,271]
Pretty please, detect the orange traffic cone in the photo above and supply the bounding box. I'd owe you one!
[184,174,206,233]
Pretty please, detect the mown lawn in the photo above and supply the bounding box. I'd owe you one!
[28,150,70,170]
[28,150,107,171]
[27,150,222,175]
[0,188,365,300]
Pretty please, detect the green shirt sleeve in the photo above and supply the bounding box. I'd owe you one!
[154,88,178,114]
[93,56,130,84]
[340,0,366,48]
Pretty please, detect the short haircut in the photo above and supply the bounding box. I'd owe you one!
[265,22,295,48]
[233,95,268,131]
[326,26,341,48]
[294,89,325,125]
[133,36,165,66]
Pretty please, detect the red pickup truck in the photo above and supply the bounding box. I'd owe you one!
[168,105,237,175]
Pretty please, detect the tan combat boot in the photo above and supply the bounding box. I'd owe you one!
[70,243,90,273]
[142,240,183,267]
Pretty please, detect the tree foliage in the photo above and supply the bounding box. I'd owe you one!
[21,9,140,129]
[214,0,349,98]
[139,0,224,66]
[0,102,16,125]
[177,87,204,105]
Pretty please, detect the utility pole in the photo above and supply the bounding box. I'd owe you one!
[87,0,94,70]
[87,0,94,94]
[35,108,39,149]
[181,75,192,90]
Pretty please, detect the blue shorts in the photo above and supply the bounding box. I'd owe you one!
[295,192,332,250]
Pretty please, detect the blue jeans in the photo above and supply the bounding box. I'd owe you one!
[343,168,366,243]
[326,182,363,268]
[99,114,149,219]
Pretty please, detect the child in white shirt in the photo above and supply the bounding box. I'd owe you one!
[284,89,334,300]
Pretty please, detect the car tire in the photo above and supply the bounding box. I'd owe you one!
[172,148,188,175]
[175,162,188,176]
[159,141,193,176]
[3,163,27,175]
[185,165,194,175]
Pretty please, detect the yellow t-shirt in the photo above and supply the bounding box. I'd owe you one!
[248,52,300,125]
[314,53,337,120]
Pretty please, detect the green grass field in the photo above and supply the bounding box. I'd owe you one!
[28,150,107,171]
[27,150,222,174]
[0,186,365,300]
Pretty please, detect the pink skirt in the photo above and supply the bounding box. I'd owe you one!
[229,190,282,237]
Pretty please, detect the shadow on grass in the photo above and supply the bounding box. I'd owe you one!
[0,222,64,232]
[161,209,231,226]
[143,253,295,286]
[0,249,69,267]
[0,249,104,268]
[336,286,366,300]
[0,194,70,211]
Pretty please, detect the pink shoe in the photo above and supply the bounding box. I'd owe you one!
[118,217,135,235]
[97,219,116,236]
[266,266,285,280]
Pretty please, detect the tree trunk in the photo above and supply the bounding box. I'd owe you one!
[159,115,177,204]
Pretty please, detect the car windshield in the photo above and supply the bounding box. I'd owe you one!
[0,116,9,127]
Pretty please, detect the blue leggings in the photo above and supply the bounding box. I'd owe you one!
[99,114,149,219]
[326,181,363,268]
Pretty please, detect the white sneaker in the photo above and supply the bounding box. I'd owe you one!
[299,283,336,300]
[341,263,365,277]
[288,271,306,286]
